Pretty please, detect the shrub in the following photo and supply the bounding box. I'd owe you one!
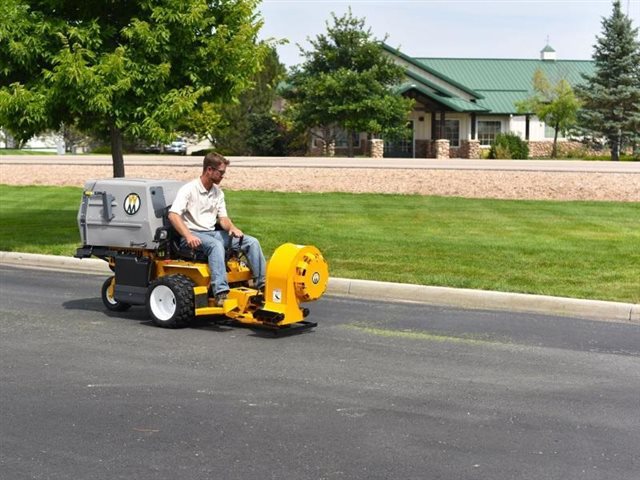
[247,113,309,156]
[493,144,511,159]
[90,146,111,154]
[489,132,529,159]
[247,113,286,156]
[581,153,639,161]
[559,145,589,159]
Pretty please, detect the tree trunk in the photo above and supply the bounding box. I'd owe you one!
[610,131,620,162]
[347,129,354,158]
[110,124,125,177]
[322,126,331,156]
[552,123,559,158]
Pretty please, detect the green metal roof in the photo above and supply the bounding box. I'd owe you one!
[474,90,531,114]
[404,69,458,99]
[445,97,490,113]
[382,44,482,99]
[413,58,594,113]
[416,58,593,90]
[397,82,488,112]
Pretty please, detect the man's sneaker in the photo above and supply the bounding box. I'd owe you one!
[214,291,229,307]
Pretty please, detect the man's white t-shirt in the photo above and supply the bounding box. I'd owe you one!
[169,178,228,231]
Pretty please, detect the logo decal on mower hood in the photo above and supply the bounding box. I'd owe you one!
[124,193,141,215]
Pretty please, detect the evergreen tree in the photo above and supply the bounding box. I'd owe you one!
[208,46,286,155]
[578,0,640,160]
[285,9,413,157]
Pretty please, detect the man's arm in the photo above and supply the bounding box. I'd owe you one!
[218,216,243,238]
[168,212,202,249]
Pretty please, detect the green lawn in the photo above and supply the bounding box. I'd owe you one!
[0,149,55,155]
[1,185,638,303]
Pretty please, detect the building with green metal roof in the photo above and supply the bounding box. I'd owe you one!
[379,43,594,158]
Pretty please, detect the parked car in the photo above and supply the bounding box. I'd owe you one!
[165,138,187,155]
[139,143,161,154]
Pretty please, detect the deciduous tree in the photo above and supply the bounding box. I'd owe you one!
[285,10,413,157]
[516,70,581,158]
[201,46,286,155]
[0,0,266,176]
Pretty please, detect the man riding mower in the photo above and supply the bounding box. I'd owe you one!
[75,178,328,333]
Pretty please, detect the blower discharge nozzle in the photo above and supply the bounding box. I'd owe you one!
[259,243,329,325]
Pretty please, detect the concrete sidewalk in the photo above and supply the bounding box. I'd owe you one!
[1,251,638,324]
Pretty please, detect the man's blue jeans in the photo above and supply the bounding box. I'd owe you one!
[187,230,266,295]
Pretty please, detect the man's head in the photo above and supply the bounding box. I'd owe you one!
[202,152,230,187]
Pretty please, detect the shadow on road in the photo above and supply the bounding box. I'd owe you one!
[61,297,296,338]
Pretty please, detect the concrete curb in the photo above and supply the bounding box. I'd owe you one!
[329,278,639,324]
[1,251,638,324]
[0,251,112,274]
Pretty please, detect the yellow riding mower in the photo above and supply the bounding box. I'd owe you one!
[75,178,328,333]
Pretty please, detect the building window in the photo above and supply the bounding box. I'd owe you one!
[478,120,502,146]
[443,120,460,147]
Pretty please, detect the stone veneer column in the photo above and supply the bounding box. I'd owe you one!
[464,139,481,159]
[327,140,336,157]
[369,139,384,158]
[435,139,450,159]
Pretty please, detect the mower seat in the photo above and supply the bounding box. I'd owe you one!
[169,226,241,263]
[156,209,236,264]
[168,228,208,262]
[154,210,208,262]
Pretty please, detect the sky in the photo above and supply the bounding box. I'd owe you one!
[257,0,640,67]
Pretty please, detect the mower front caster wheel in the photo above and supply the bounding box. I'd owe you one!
[146,275,195,328]
[101,276,131,312]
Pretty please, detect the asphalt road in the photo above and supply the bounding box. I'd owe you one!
[2,266,640,480]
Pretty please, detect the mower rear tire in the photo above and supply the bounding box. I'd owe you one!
[146,275,195,328]
[101,276,131,312]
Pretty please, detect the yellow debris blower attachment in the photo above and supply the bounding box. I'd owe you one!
[75,178,329,334]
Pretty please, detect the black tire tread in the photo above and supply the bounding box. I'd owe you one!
[148,274,195,328]
[101,276,131,312]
